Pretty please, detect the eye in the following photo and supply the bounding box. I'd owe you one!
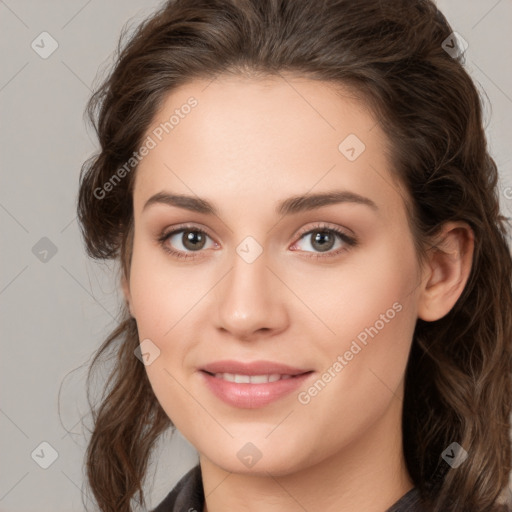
[291,223,357,259]
[157,222,357,261]
[158,224,217,260]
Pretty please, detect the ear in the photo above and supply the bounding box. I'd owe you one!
[121,273,135,317]
[417,221,474,322]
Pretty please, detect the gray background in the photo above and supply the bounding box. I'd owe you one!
[1,0,511,510]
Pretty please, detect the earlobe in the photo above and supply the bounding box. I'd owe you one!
[417,222,474,322]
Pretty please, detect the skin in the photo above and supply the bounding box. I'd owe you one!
[122,73,474,512]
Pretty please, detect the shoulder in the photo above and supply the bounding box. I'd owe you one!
[151,464,204,512]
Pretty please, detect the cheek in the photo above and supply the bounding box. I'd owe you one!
[128,243,203,338]
[127,248,199,428]
[310,235,420,394]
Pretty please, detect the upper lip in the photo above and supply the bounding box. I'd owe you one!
[200,360,312,376]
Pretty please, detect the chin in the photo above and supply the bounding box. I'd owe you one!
[201,440,312,477]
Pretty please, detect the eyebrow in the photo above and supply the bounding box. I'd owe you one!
[142,190,378,216]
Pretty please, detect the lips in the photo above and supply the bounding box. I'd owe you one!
[198,360,314,408]
[199,369,314,408]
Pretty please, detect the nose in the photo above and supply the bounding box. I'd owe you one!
[214,245,289,340]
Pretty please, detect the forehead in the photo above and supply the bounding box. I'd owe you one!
[132,73,403,219]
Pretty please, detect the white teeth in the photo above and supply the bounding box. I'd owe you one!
[213,373,293,383]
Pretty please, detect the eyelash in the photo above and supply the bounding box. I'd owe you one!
[157,222,357,261]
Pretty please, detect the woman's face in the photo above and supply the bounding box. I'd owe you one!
[124,74,424,475]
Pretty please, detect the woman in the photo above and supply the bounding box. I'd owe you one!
[77,0,512,511]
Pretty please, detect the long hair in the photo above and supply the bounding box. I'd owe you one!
[76,1,512,510]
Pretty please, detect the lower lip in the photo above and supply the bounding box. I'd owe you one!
[199,370,314,409]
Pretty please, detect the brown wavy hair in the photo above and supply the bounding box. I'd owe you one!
[76,0,512,510]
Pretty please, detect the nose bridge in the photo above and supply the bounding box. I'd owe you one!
[215,238,287,337]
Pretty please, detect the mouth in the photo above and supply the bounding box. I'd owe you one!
[199,369,315,408]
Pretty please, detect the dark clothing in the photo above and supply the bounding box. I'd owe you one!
[152,464,427,512]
